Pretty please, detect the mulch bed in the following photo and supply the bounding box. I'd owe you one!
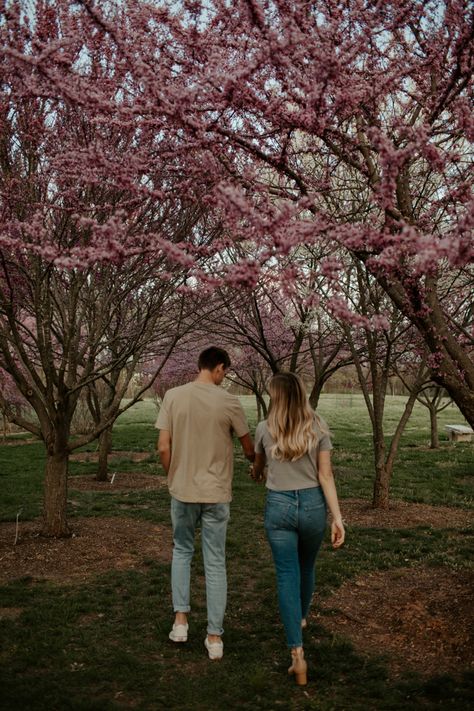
[69,472,167,491]
[316,566,474,678]
[341,498,473,529]
[0,517,172,586]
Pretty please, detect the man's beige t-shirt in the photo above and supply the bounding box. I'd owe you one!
[155,381,249,503]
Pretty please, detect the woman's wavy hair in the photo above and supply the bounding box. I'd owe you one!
[267,372,319,461]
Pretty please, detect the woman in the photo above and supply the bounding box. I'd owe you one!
[251,372,345,686]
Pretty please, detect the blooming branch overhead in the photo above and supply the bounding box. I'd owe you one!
[1,0,473,424]
[2,1,470,270]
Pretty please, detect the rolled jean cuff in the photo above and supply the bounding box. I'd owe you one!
[207,625,224,636]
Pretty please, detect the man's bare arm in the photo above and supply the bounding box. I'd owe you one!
[239,433,255,462]
[251,452,266,479]
[157,430,172,474]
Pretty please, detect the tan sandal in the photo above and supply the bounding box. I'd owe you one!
[288,647,307,685]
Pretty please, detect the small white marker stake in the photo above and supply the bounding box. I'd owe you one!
[14,508,23,545]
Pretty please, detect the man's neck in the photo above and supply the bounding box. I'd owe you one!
[195,370,216,385]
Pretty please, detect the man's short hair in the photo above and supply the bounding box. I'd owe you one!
[198,346,231,371]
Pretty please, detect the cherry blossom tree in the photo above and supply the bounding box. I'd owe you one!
[79,291,193,482]
[118,0,474,421]
[3,0,472,423]
[200,0,473,422]
[340,260,428,508]
[224,344,271,420]
[151,338,206,402]
[208,256,353,410]
[395,364,454,449]
[0,15,218,534]
[416,384,452,449]
[0,246,192,534]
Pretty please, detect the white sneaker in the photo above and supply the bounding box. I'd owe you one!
[169,623,188,642]
[204,637,223,660]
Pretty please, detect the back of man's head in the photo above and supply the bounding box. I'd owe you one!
[198,346,231,372]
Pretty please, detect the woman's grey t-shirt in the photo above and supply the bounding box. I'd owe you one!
[254,417,333,491]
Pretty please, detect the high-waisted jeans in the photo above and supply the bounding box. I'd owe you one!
[264,487,327,647]
[170,497,230,636]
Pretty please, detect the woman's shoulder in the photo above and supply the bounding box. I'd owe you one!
[255,419,270,438]
[313,413,331,435]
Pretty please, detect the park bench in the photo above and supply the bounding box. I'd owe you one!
[445,424,474,442]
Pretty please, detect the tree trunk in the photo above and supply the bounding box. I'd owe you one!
[42,448,70,537]
[255,390,268,419]
[370,357,392,509]
[372,461,391,509]
[378,276,474,427]
[96,426,113,481]
[308,379,323,409]
[372,428,390,509]
[377,384,421,508]
[429,405,439,449]
[373,373,422,508]
[432,362,474,429]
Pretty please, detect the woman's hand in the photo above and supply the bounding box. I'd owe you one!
[249,463,267,483]
[331,519,345,549]
[250,452,267,483]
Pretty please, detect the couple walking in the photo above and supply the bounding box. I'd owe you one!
[156,347,345,685]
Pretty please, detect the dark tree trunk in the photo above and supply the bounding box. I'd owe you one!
[372,383,420,508]
[42,448,70,537]
[309,379,323,409]
[373,463,391,509]
[429,405,439,449]
[431,363,474,429]
[255,390,268,419]
[96,426,113,481]
[378,276,474,428]
[372,432,390,509]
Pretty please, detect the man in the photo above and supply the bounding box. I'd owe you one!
[156,346,254,660]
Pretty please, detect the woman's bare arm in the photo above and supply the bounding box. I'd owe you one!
[318,450,345,548]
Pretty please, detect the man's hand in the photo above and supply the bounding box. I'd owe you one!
[249,452,266,483]
[239,433,255,462]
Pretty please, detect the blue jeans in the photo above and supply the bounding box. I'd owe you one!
[170,497,230,636]
[264,487,327,647]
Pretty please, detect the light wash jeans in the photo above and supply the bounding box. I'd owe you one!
[170,497,230,636]
[264,487,327,647]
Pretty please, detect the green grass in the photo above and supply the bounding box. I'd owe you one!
[0,395,473,710]
[319,394,473,507]
[0,441,45,521]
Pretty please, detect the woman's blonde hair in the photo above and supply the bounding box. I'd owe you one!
[267,372,318,461]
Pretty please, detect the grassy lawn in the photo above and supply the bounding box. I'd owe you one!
[0,395,473,710]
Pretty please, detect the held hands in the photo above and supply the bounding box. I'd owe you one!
[331,519,345,549]
[249,464,267,484]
